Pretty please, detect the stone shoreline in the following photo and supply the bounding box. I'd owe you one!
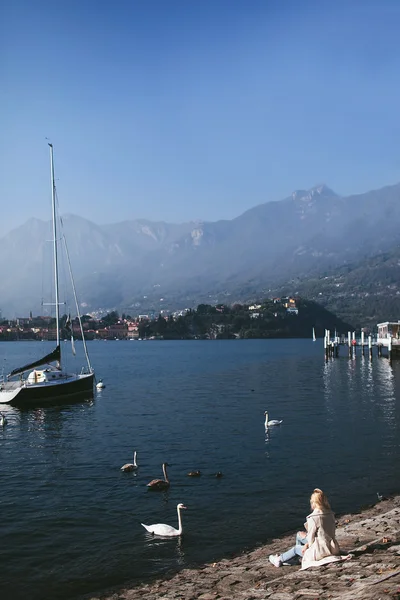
[84,496,400,600]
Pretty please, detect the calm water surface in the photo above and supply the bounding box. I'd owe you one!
[0,339,399,600]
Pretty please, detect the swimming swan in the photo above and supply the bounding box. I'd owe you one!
[146,462,170,490]
[264,411,283,427]
[121,450,138,472]
[141,503,187,536]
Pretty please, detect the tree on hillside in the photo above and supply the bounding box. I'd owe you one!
[196,304,216,315]
[101,311,120,326]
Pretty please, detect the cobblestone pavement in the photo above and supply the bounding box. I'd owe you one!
[84,497,400,600]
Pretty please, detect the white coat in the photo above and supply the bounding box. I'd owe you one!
[301,508,341,569]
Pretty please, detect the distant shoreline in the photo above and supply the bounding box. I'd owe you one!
[0,336,321,342]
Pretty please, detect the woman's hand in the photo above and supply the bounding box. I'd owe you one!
[301,543,309,555]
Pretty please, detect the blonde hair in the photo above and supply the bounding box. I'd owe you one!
[310,488,331,511]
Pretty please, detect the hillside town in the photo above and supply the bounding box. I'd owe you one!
[0,297,351,341]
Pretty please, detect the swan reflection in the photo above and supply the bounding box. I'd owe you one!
[143,526,186,564]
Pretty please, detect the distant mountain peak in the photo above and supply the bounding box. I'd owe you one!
[292,185,338,202]
[311,184,338,197]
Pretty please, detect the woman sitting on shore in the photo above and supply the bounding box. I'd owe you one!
[269,488,341,569]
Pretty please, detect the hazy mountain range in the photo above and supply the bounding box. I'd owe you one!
[2,182,400,318]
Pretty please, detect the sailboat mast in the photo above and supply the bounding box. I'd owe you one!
[49,143,60,349]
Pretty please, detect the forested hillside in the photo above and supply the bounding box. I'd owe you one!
[137,298,353,340]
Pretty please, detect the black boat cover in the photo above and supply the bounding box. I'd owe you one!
[9,345,61,377]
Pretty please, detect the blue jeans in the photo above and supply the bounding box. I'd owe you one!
[280,533,307,564]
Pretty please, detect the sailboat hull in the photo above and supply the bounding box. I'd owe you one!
[0,373,94,406]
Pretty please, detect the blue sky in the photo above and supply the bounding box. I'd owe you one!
[2,0,400,235]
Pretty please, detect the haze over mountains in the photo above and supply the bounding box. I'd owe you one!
[2,182,400,319]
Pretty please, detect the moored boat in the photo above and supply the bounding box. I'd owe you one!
[0,144,94,406]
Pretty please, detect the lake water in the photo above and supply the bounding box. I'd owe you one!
[1,339,399,600]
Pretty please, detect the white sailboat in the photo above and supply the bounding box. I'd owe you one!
[312,327,316,342]
[0,144,95,406]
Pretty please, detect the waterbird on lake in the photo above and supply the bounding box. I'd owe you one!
[0,412,7,427]
[264,411,283,427]
[141,503,187,537]
[147,462,170,490]
[121,450,138,472]
[187,470,201,477]
[215,472,223,478]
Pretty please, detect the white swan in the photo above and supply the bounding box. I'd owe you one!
[121,450,138,472]
[141,503,187,537]
[0,412,7,427]
[264,411,283,427]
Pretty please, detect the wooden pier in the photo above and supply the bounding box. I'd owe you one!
[323,322,400,361]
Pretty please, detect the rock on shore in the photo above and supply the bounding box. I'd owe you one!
[84,496,400,600]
